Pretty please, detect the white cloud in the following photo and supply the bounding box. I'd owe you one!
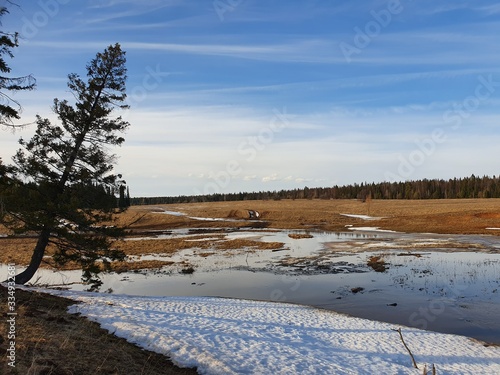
[262,173,279,183]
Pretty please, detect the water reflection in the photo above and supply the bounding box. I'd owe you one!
[2,229,500,344]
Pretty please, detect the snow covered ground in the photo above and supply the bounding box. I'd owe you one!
[340,213,399,232]
[340,214,385,221]
[40,288,499,375]
[347,226,398,233]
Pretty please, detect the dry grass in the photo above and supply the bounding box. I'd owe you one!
[141,198,500,234]
[2,199,500,271]
[110,259,176,273]
[288,233,314,239]
[367,255,388,272]
[0,238,39,265]
[114,236,284,256]
[0,285,197,375]
[0,232,285,271]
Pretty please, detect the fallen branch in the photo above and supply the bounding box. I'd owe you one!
[392,328,419,369]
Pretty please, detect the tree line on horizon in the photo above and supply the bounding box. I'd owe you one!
[131,174,500,205]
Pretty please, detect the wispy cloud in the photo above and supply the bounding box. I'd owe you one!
[87,0,181,9]
[84,1,190,24]
[477,4,500,15]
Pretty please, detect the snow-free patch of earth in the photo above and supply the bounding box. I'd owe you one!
[39,289,499,375]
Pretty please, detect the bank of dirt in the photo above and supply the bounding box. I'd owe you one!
[0,285,198,374]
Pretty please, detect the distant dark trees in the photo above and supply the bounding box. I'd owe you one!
[131,174,500,205]
[118,184,131,209]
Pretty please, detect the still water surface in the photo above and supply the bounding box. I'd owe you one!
[2,229,499,343]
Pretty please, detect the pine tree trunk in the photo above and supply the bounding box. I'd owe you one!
[14,227,51,285]
[14,106,90,285]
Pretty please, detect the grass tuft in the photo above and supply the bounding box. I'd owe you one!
[367,255,388,272]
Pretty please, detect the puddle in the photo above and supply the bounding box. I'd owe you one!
[2,230,500,344]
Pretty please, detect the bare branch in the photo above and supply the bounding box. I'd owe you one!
[392,328,419,369]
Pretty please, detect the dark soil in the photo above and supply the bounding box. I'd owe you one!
[0,285,198,375]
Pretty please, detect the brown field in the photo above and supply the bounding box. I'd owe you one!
[1,199,500,272]
[119,198,500,234]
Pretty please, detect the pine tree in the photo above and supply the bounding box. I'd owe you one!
[0,4,36,127]
[2,44,129,289]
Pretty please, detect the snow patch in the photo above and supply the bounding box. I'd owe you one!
[341,213,384,221]
[348,226,398,233]
[153,208,247,222]
[160,210,186,216]
[39,289,500,375]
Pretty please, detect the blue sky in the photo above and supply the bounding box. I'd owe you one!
[2,0,500,197]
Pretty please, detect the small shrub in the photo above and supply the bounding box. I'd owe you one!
[180,267,195,274]
[351,287,364,294]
